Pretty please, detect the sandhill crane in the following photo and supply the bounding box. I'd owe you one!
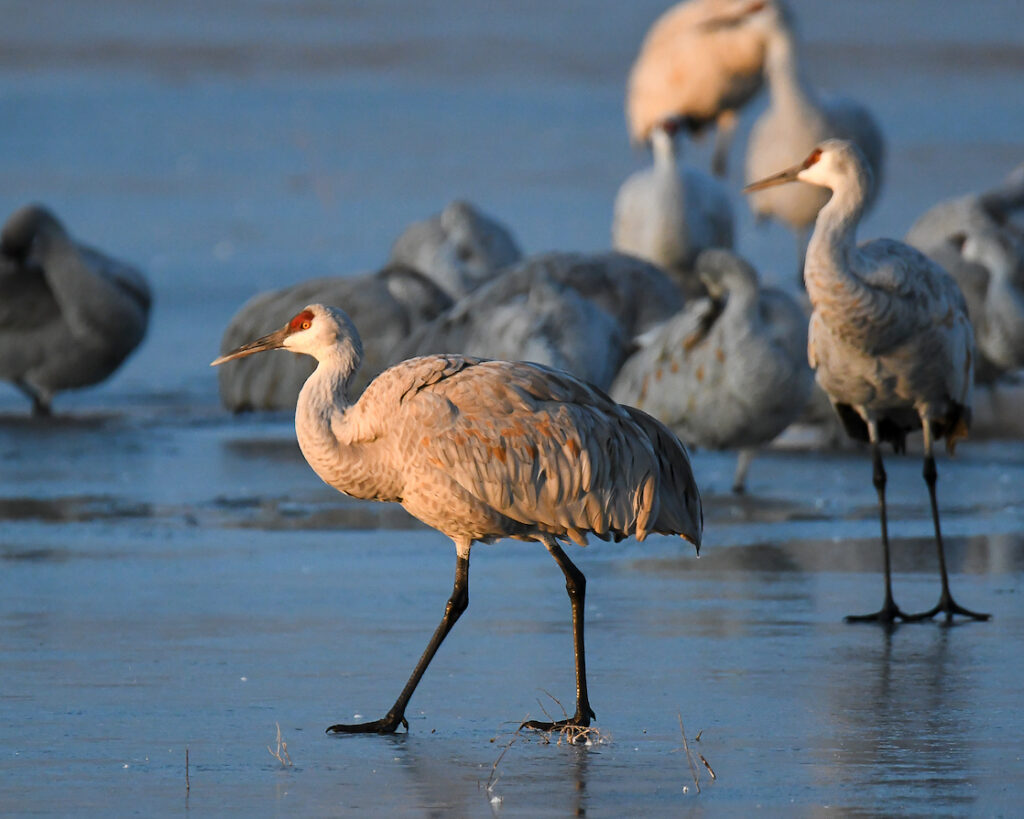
[0,204,150,415]
[957,230,1024,375]
[745,140,988,623]
[217,265,452,411]
[389,200,522,298]
[389,252,685,391]
[613,118,734,298]
[611,249,811,493]
[627,0,772,176]
[212,304,702,734]
[744,2,885,274]
[906,163,1024,258]
[508,252,685,339]
[905,164,1024,381]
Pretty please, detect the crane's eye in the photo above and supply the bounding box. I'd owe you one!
[289,309,316,332]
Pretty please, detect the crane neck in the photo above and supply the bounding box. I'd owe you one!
[715,268,760,321]
[651,127,679,172]
[803,171,871,311]
[763,24,818,117]
[295,340,361,444]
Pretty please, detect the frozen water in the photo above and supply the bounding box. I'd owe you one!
[1,0,1023,814]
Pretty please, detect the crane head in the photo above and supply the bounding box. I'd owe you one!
[743,139,869,194]
[211,304,359,366]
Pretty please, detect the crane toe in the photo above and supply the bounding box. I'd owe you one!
[519,713,595,744]
[904,594,992,624]
[326,713,409,735]
[844,600,916,624]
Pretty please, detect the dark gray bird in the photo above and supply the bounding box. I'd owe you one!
[746,140,988,624]
[0,204,150,415]
[611,249,811,492]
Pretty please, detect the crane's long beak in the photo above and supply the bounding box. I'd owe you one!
[210,327,288,366]
[743,163,802,193]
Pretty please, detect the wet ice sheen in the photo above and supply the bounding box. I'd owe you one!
[1,0,1023,814]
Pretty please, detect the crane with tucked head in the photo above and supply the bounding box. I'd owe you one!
[212,304,702,734]
[610,249,812,493]
[0,204,150,415]
[745,140,988,624]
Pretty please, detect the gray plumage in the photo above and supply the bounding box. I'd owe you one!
[745,139,986,623]
[905,164,1024,381]
[744,3,885,267]
[613,122,734,298]
[390,252,684,391]
[0,204,150,415]
[958,230,1024,375]
[217,265,452,412]
[211,303,702,734]
[610,249,811,492]
[388,200,522,298]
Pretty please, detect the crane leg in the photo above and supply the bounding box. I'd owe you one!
[847,423,914,623]
[732,448,755,494]
[710,110,737,178]
[327,553,470,734]
[521,538,596,738]
[14,379,51,417]
[905,426,990,623]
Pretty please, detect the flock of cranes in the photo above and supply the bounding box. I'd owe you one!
[3,0,1020,732]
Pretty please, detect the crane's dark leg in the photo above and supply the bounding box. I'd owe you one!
[521,538,596,735]
[327,552,470,734]
[905,427,990,623]
[14,379,51,417]
[847,422,914,623]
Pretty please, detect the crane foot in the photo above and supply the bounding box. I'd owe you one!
[845,598,915,624]
[904,593,991,624]
[520,709,595,744]
[326,712,409,735]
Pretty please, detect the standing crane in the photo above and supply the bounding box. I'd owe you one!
[743,1,885,275]
[613,117,734,298]
[212,304,703,734]
[0,204,150,415]
[626,0,774,176]
[610,249,812,493]
[745,140,988,623]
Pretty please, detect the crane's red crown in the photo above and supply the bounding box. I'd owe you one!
[802,148,823,169]
[289,309,314,332]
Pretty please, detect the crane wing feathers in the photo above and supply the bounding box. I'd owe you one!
[851,239,971,352]
[388,357,664,541]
